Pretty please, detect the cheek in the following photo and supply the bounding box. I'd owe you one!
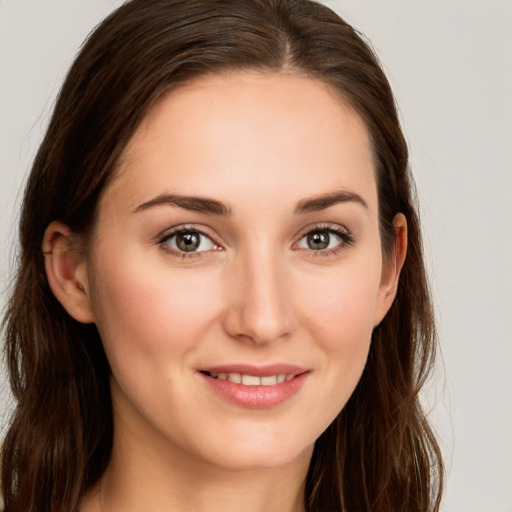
[88,251,220,374]
[299,263,381,346]
[296,262,381,412]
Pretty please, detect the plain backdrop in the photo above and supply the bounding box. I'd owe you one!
[1,1,511,511]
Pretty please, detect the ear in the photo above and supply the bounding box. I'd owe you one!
[42,221,95,324]
[374,213,407,326]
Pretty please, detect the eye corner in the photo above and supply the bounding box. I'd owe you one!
[293,223,355,256]
[156,225,224,260]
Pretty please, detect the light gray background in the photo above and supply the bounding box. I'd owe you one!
[1,1,511,511]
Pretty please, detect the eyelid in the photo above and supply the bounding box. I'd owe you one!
[155,222,354,260]
[292,223,355,254]
[293,222,352,241]
[157,224,218,242]
[156,224,224,258]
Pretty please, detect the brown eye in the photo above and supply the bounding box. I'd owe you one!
[162,229,217,253]
[307,231,330,250]
[296,226,353,254]
[176,232,201,252]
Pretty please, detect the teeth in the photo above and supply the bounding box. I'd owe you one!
[208,372,294,386]
[260,375,278,385]
[242,375,261,386]
[227,373,242,384]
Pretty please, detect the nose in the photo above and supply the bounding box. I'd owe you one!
[222,250,296,345]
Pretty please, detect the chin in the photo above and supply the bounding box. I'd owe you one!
[191,430,315,472]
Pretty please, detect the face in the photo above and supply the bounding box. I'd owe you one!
[80,72,398,471]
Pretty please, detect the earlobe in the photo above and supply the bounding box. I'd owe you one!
[374,213,408,326]
[42,221,95,324]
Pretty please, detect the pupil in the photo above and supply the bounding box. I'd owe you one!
[308,231,329,250]
[177,232,200,252]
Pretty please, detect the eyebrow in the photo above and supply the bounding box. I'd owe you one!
[133,194,231,215]
[294,190,368,214]
[133,189,368,216]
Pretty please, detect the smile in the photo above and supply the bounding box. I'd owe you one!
[198,365,310,408]
[205,372,295,385]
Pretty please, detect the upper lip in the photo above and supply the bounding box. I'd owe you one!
[198,364,308,377]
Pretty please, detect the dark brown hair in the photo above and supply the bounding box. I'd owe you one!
[1,1,443,510]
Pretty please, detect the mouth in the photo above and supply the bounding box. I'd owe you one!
[200,371,296,386]
[198,365,309,408]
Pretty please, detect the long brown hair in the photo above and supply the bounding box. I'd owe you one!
[1,1,443,510]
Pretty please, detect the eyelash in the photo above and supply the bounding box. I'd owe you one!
[157,223,355,260]
[157,226,220,260]
[296,223,355,258]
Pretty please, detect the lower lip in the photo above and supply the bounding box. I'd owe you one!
[199,372,309,409]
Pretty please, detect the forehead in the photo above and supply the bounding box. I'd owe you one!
[106,71,377,216]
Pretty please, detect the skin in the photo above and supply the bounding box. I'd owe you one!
[43,71,406,512]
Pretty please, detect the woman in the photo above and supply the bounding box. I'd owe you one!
[1,0,443,511]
